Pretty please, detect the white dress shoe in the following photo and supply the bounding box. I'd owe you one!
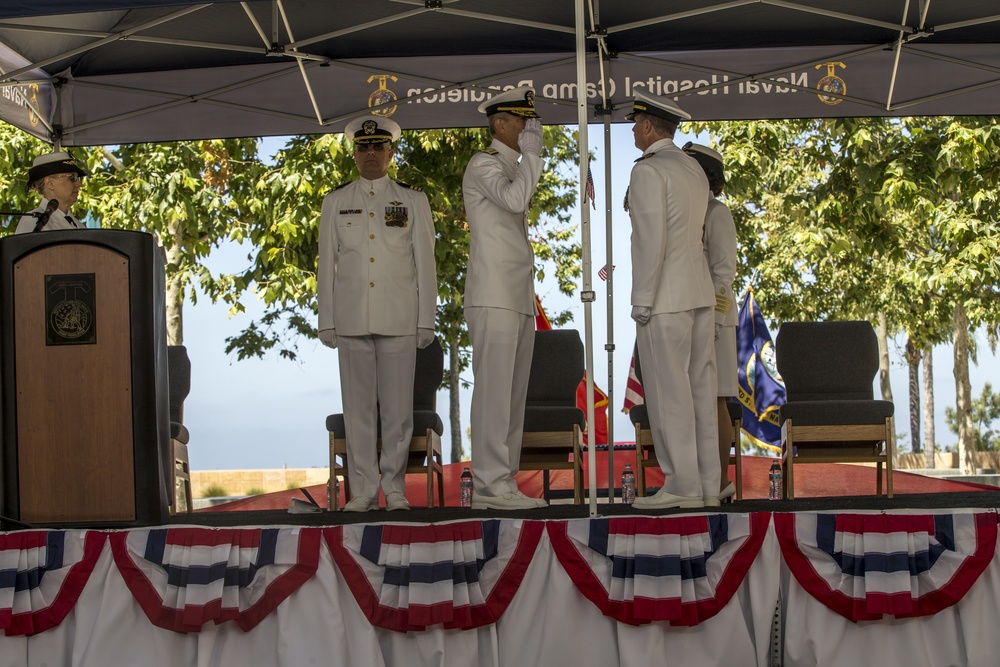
[702,496,722,508]
[343,495,379,512]
[385,491,410,511]
[632,488,704,510]
[718,481,737,502]
[506,482,547,508]
[471,490,540,510]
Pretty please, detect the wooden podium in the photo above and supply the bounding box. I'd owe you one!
[0,229,170,527]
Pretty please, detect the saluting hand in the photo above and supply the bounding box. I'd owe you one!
[518,118,544,157]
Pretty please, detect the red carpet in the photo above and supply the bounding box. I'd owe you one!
[207,452,996,512]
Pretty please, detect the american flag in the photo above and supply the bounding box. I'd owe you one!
[597,264,615,281]
[621,348,644,414]
[586,162,596,210]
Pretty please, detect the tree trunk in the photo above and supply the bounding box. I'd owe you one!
[164,219,184,346]
[922,347,935,468]
[953,303,976,475]
[448,338,464,463]
[876,312,893,404]
[904,338,921,453]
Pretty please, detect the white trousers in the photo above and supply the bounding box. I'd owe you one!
[637,306,720,498]
[337,334,416,499]
[465,306,534,496]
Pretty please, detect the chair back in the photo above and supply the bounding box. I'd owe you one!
[167,345,191,423]
[413,337,444,412]
[775,321,877,402]
[527,329,584,407]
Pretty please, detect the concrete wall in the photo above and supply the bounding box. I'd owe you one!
[896,451,1000,472]
[192,468,330,498]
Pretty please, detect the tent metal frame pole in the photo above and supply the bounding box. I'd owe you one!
[602,113,615,502]
[575,0,598,518]
[590,0,616,503]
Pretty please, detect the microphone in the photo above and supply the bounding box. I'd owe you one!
[32,199,59,232]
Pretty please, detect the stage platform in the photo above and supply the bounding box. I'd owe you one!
[3,458,1000,667]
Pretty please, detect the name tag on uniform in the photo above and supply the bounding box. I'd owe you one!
[339,209,362,215]
[385,201,408,228]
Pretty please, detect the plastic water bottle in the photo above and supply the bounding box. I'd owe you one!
[621,464,636,505]
[460,467,474,508]
[327,475,340,511]
[768,461,783,500]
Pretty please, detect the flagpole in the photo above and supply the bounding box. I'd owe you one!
[601,86,615,503]
[575,0,598,517]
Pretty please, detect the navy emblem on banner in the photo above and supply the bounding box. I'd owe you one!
[815,61,847,105]
[44,273,96,346]
[367,74,399,117]
[385,202,408,228]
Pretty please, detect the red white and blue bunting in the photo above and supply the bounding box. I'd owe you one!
[775,511,998,622]
[327,520,544,632]
[0,530,106,637]
[548,513,771,626]
[109,527,320,633]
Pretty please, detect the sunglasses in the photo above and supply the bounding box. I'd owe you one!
[49,173,84,183]
[354,143,390,153]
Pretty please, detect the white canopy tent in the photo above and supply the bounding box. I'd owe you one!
[2,0,999,514]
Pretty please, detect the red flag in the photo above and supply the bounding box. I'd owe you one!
[534,295,609,445]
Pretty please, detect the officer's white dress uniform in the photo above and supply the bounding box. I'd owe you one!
[16,151,89,234]
[627,95,719,503]
[16,199,83,234]
[317,145,436,501]
[704,191,738,396]
[463,91,544,499]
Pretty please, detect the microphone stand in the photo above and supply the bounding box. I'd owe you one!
[0,206,60,232]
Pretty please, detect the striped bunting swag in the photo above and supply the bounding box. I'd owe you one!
[775,512,998,621]
[547,513,769,626]
[326,520,544,632]
[0,530,105,637]
[109,527,320,633]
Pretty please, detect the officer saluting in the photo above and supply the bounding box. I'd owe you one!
[317,115,437,512]
[625,91,720,510]
[463,86,546,510]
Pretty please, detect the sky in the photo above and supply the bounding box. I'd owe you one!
[181,123,1000,472]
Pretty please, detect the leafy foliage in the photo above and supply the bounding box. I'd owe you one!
[946,383,1000,451]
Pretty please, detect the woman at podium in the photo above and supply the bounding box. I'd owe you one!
[15,151,88,234]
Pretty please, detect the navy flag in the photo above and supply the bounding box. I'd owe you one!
[736,289,785,450]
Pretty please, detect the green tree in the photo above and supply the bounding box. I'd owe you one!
[90,139,264,345]
[699,117,1000,469]
[226,126,583,460]
[946,383,1000,452]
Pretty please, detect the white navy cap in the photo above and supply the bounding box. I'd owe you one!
[682,142,725,183]
[477,86,541,118]
[624,90,691,123]
[27,150,87,187]
[344,115,401,145]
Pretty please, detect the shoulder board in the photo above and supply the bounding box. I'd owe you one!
[394,180,422,192]
[332,182,352,191]
[634,153,652,163]
[480,148,499,155]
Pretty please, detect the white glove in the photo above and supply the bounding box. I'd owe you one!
[319,329,337,349]
[417,328,435,349]
[715,322,722,340]
[631,306,651,325]
[518,118,543,157]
